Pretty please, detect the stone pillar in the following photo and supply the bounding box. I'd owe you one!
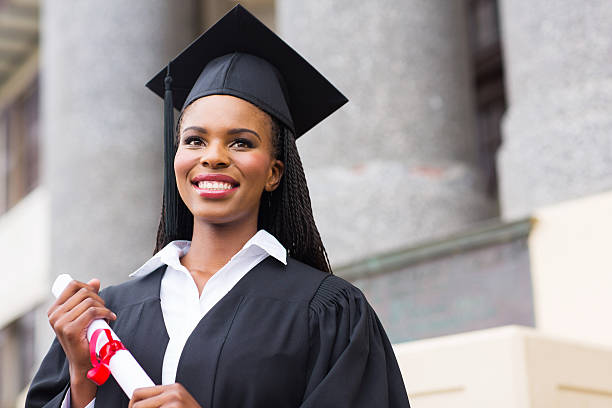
[498,1,612,219]
[277,1,496,266]
[42,1,198,285]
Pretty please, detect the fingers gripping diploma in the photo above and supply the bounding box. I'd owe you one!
[129,384,202,408]
[47,277,117,406]
[48,278,117,372]
[49,273,156,402]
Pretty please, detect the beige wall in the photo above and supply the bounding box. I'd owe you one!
[394,325,612,407]
[0,188,49,408]
[395,326,530,407]
[0,187,49,329]
[529,190,612,346]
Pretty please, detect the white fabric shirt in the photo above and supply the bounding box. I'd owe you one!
[62,230,287,408]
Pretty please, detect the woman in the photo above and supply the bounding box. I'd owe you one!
[26,6,410,408]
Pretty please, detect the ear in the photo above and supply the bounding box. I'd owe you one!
[265,159,284,192]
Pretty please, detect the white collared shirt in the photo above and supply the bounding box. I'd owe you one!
[63,229,287,408]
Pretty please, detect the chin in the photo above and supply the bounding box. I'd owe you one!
[190,206,258,227]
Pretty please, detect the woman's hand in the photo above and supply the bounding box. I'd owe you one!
[47,278,116,407]
[129,384,202,407]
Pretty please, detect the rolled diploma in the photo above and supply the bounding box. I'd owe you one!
[52,274,155,398]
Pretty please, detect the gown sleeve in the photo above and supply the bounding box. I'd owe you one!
[301,275,411,408]
[25,337,71,408]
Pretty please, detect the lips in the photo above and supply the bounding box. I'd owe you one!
[192,173,238,185]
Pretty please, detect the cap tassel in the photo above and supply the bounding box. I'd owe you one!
[163,65,178,238]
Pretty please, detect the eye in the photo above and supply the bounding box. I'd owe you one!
[230,138,254,149]
[183,135,205,146]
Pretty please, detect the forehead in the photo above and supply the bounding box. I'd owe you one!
[180,94,271,132]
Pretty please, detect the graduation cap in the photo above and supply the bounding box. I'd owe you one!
[146,4,348,238]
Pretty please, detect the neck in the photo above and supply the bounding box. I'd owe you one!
[181,216,258,279]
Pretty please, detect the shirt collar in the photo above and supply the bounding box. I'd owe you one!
[130,229,287,278]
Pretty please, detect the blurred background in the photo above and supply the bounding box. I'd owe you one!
[1,0,611,406]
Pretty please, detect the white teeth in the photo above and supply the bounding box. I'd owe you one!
[196,181,233,190]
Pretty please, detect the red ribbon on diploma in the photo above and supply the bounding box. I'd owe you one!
[87,328,127,385]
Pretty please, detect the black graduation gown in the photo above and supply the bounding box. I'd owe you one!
[26,257,410,407]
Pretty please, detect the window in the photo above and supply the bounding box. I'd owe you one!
[0,311,35,407]
[0,77,39,214]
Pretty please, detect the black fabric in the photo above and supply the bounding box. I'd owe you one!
[163,66,179,238]
[145,4,348,138]
[26,257,410,407]
[182,52,294,132]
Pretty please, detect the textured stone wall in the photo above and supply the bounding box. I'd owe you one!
[277,0,497,266]
[42,0,198,285]
[352,236,533,343]
[498,0,612,219]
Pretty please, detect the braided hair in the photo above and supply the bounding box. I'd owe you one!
[154,112,332,273]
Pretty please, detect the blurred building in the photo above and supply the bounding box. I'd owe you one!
[1,0,611,406]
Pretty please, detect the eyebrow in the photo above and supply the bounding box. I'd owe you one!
[181,126,261,141]
[228,128,261,141]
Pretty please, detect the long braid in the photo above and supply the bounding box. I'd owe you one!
[154,109,194,253]
[259,119,331,273]
[154,195,193,252]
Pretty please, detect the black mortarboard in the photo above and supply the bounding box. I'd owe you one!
[146,4,347,239]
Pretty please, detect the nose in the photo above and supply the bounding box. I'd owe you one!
[199,141,230,169]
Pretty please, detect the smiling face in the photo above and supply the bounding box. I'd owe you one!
[175,95,284,226]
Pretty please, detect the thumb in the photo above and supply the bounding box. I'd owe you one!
[87,278,101,294]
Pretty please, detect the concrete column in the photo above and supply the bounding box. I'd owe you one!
[498,1,612,219]
[277,1,496,266]
[42,1,198,285]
